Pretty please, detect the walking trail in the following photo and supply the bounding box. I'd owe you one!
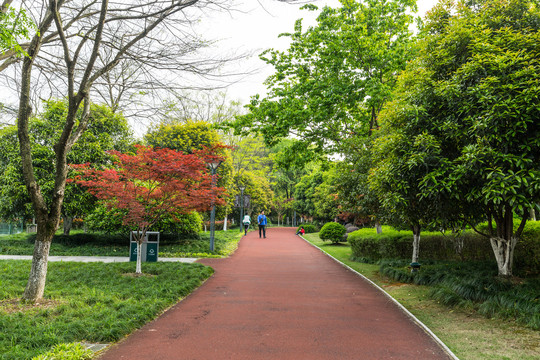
[98,227,456,360]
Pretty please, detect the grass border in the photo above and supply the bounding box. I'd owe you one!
[299,234,460,360]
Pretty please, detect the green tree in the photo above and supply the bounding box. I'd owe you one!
[0,0,35,57]
[0,100,132,232]
[144,120,221,154]
[380,0,540,276]
[233,0,416,155]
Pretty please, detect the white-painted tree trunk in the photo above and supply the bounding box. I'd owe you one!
[412,233,420,263]
[375,221,382,234]
[136,241,143,274]
[223,215,228,231]
[490,237,517,277]
[23,240,51,301]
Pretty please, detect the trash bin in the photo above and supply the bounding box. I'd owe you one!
[130,231,160,262]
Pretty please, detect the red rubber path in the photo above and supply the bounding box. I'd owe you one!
[98,228,454,360]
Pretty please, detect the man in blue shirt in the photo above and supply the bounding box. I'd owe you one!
[257,210,267,238]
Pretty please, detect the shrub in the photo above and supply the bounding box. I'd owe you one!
[85,204,202,240]
[378,260,540,330]
[32,343,93,360]
[299,224,318,234]
[319,222,346,244]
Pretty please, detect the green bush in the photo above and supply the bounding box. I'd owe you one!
[85,205,202,241]
[378,260,540,330]
[319,222,346,244]
[348,224,540,275]
[32,343,92,360]
[298,224,318,234]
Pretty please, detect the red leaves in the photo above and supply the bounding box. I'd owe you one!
[70,145,226,229]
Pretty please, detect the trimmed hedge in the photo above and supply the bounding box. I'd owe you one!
[297,224,319,234]
[348,224,540,275]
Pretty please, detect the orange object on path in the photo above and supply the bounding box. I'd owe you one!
[98,228,456,360]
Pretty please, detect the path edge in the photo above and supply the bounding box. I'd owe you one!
[300,235,460,360]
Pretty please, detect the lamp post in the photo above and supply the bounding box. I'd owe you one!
[239,185,246,232]
[208,160,221,252]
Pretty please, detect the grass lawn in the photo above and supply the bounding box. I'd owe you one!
[303,233,540,360]
[0,230,242,258]
[0,261,214,360]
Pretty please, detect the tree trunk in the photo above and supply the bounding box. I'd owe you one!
[63,215,73,235]
[22,227,53,301]
[490,236,517,277]
[411,225,421,263]
[529,208,536,221]
[223,215,227,231]
[136,241,143,274]
[375,221,382,234]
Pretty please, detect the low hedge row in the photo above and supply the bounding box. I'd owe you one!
[348,223,540,275]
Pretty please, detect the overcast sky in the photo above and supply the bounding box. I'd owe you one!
[202,0,440,105]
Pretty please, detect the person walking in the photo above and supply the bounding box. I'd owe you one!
[242,214,251,236]
[257,210,267,238]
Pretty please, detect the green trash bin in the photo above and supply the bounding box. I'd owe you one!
[129,231,160,262]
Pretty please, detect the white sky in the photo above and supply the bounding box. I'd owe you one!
[202,0,440,105]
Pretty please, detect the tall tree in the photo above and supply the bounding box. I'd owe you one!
[0,100,132,230]
[379,0,540,276]
[72,145,225,273]
[232,0,416,155]
[14,0,232,302]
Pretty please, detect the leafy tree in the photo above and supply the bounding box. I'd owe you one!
[0,100,132,231]
[379,0,540,276]
[12,0,226,302]
[233,0,417,155]
[72,145,226,273]
[144,120,221,154]
[144,119,235,227]
[0,0,35,57]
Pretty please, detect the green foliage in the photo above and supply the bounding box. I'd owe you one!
[299,224,319,234]
[233,0,417,155]
[375,0,540,275]
[378,260,540,330]
[31,343,92,360]
[319,222,346,244]
[0,5,36,57]
[0,261,213,359]
[85,204,202,239]
[348,223,540,275]
[144,120,220,154]
[0,230,241,258]
[0,100,133,221]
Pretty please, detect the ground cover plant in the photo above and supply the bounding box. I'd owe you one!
[0,260,214,360]
[379,260,540,330]
[303,233,540,360]
[0,230,241,258]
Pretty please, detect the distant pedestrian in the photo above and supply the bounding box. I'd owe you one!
[296,226,305,236]
[257,210,267,238]
[242,214,251,236]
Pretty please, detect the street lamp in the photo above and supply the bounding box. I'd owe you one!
[238,185,246,233]
[208,160,221,252]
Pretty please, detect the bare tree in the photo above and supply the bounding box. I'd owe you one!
[15,0,234,302]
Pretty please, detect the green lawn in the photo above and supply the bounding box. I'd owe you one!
[303,233,540,360]
[0,261,213,360]
[0,230,242,258]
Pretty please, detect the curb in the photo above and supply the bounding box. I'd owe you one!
[299,235,460,360]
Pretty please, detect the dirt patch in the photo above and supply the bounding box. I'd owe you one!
[122,273,156,278]
[0,298,61,314]
[381,282,409,291]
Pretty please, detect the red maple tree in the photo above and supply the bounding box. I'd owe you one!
[70,145,226,273]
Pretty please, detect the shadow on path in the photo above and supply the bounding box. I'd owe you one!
[98,227,455,360]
